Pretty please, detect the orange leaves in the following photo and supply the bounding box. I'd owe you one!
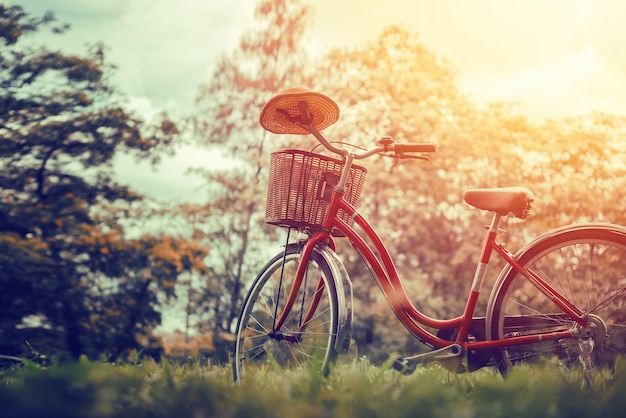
[75,226,122,256]
[0,233,50,254]
[149,235,209,274]
[151,238,183,270]
[74,222,208,294]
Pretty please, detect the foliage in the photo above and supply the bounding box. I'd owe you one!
[0,4,207,360]
[182,0,626,361]
[2,359,626,417]
[306,24,626,357]
[4,0,626,367]
[517,114,626,227]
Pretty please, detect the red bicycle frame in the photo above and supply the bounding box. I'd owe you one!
[273,164,589,354]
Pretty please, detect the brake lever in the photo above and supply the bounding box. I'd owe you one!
[394,154,430,161]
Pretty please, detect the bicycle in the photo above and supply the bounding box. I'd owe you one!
[232,87,626,385]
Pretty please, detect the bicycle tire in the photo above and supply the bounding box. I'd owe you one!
[487,224,626,375]
[232,243,339,382]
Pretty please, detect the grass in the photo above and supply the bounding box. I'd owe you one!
[2,356,626,417]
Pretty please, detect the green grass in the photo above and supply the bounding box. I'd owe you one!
[2,357,626,417]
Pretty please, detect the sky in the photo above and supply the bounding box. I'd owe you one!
[12,0,626,201]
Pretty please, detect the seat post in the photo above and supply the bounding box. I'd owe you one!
[458,211,504,342]
[470,212,502,293]
[487,212,503,235]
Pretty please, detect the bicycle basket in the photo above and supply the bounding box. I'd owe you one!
[265,149,368,235]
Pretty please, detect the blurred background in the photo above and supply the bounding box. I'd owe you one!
[1,0,625,364]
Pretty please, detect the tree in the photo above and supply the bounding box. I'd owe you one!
[0,4,207,360]
[513,113,626,229]
[189,0,315,360]
[310,27,488,345]
[308,24,626,356]
[187,3,626,361]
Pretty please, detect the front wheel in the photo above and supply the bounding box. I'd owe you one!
[232,243,339,382]
[487,224,626,375]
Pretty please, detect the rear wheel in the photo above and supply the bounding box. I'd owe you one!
[232,244,339,382]
[488,225,626,375]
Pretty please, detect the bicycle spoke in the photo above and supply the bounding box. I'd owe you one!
[589,286,626,314]
[506,298,573,329]
[489,227,626,377]
[233,245,338,382]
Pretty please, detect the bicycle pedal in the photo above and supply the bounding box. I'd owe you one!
[391,355,417,375]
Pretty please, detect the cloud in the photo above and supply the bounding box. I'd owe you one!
[312,0,626,120]
[101,0,256,110]
[461,43,626,119]
[18,0,256,110]
[24,0,133,20]
[23,0,626,119]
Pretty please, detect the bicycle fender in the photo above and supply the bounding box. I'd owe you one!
[316,245,354,354]
[485,222,626,339]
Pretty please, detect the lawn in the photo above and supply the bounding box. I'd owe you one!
[2,356,626,417]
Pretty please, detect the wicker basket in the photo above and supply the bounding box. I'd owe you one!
[265,149,367,235]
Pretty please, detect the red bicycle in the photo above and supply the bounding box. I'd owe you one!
[233,87,626,384]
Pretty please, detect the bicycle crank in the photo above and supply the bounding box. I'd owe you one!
[392,344,462,375]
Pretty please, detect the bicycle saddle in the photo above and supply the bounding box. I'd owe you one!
[463,187,534,219]
[259,87,340,135]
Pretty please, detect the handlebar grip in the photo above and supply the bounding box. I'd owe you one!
[394,143,437,154]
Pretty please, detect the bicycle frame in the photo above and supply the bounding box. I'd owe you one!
[273,154,591,354]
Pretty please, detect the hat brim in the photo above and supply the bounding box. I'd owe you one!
[260,87,340,135]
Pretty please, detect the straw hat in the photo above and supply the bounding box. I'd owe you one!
[259,87,340,135]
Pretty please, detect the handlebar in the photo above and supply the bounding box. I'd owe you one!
[392,143,437,155]
[305,123,437,161]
